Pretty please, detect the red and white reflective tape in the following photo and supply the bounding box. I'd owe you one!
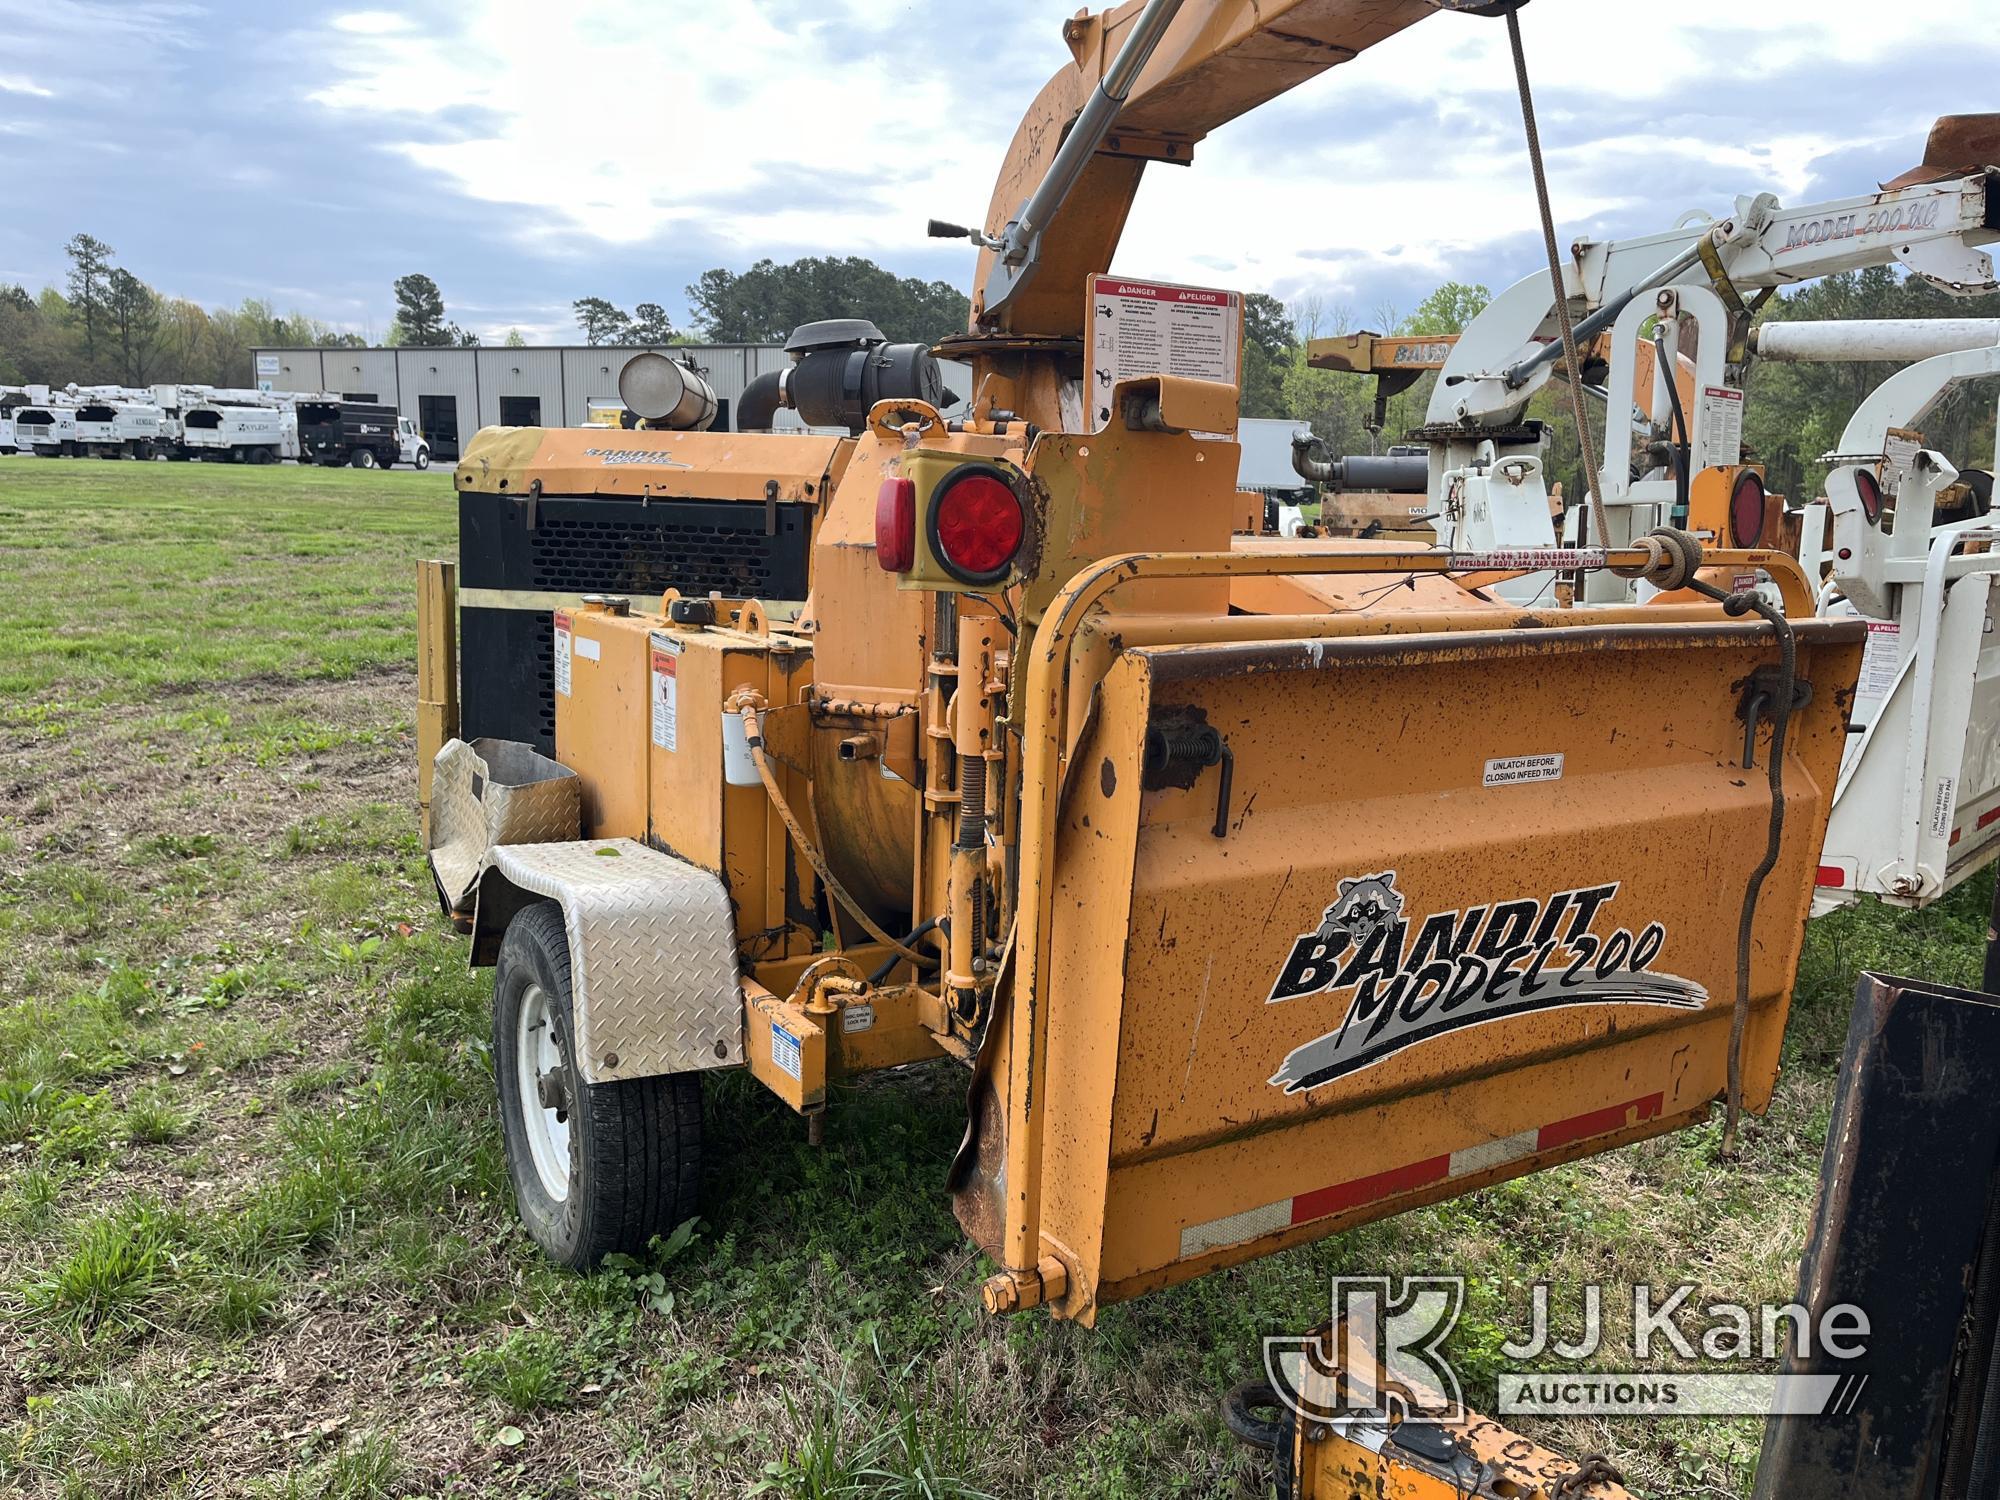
[1178,1093,1665,1259]
[1948,806,2000,849]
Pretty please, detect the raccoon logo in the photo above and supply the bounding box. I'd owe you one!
[1317,872,1402,951]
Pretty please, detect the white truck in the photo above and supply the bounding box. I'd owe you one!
[394,414,431,468]
[13,400,78,456]
[0,388,25,454]
[1798,331,2000,914]
[72,398,168,458]
[176,389,293,464]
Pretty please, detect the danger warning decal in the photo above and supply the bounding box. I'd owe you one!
[1265,871,1706,1094]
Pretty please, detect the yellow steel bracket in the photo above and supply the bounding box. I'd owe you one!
[985,543,1813,1315]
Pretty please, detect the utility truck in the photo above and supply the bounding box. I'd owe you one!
[1311,144,2000,922]
[12,399,77,456]
[72,398,167,459]
[298,398,416,469]
[0,388,25,454]
[175,389,293,464]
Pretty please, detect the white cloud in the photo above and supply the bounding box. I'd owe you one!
[306,0,1023,257]
[0,74,55,98]
[300,0,1993,313]
[330,11,412,35]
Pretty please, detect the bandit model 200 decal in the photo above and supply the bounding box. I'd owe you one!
[1266,871,1706,1094]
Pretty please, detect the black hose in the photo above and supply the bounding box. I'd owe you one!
[736,370,783,433]
[1654,328,1692,528]
[1220,1381,1285,1452]
[1690,579,1794,1153]
[867,918,942,986]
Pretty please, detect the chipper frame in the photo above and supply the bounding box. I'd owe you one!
[420,0,1867,1327]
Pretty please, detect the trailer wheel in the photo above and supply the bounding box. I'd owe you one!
[350,447,377,470]
[492,902,703,1269]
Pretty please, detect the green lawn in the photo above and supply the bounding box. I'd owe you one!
[0,458,1990,1498]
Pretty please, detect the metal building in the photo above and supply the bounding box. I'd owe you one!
[249,344,792,461]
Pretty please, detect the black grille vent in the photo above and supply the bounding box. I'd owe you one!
[457,493,815,754]
[530,613,555,744]
[529,513,800,595]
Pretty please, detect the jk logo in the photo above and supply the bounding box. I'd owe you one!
[1264,1276,1467,1425]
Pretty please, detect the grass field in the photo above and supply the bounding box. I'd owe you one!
[0,457,1991,1499]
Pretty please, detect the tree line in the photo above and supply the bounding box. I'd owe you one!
[0,242,495,388]
[7,230,1992,501]
[569,256,972,348]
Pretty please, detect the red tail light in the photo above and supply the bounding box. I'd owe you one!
[1728,470,1766,547]
[1855,468,1884,524]
[929,464,1025,585]
[875,476,915,571]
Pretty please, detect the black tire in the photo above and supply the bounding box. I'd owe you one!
[492,903,703,1269]
[414,447,431,470]
[350,447,377,469]
[251,445,276,465]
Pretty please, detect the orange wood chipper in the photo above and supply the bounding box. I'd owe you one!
[418,0,1865,1328]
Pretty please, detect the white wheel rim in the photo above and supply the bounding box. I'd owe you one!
[515,982,572,1202]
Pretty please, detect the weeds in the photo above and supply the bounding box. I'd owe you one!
[121,1083,196,1146]
[463,1327,576,1412]
[22,1200,188,1339]
[6,1377,204,1499]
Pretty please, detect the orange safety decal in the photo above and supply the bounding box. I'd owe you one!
[1178,1093,1666,1259]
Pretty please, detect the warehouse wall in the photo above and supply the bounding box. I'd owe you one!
[254,345,789,430]
[250,344,960,440]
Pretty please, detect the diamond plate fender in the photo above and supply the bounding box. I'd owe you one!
[469,839,744,1083]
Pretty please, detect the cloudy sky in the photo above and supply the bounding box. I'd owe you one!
[1,1,1992,344]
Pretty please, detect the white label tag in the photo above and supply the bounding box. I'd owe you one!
[1087,274,1242,435]
[1857,620,1901,703]
[575,635,601,662]
[1450,548,1605,572]
[1484,752,1564,788]
[771,1022,802,1081]
[1697,385,1744,470]
[1931,777,1958,841]
[1884,428,1923,490]
[553,610,573,697]
[649,635,679,752]
[841,1003,875,1034]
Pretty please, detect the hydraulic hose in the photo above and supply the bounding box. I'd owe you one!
[1688,578,1796,1154]
[1653,326,1692,528]
[866,919,943,987]
[733,698,931,965]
